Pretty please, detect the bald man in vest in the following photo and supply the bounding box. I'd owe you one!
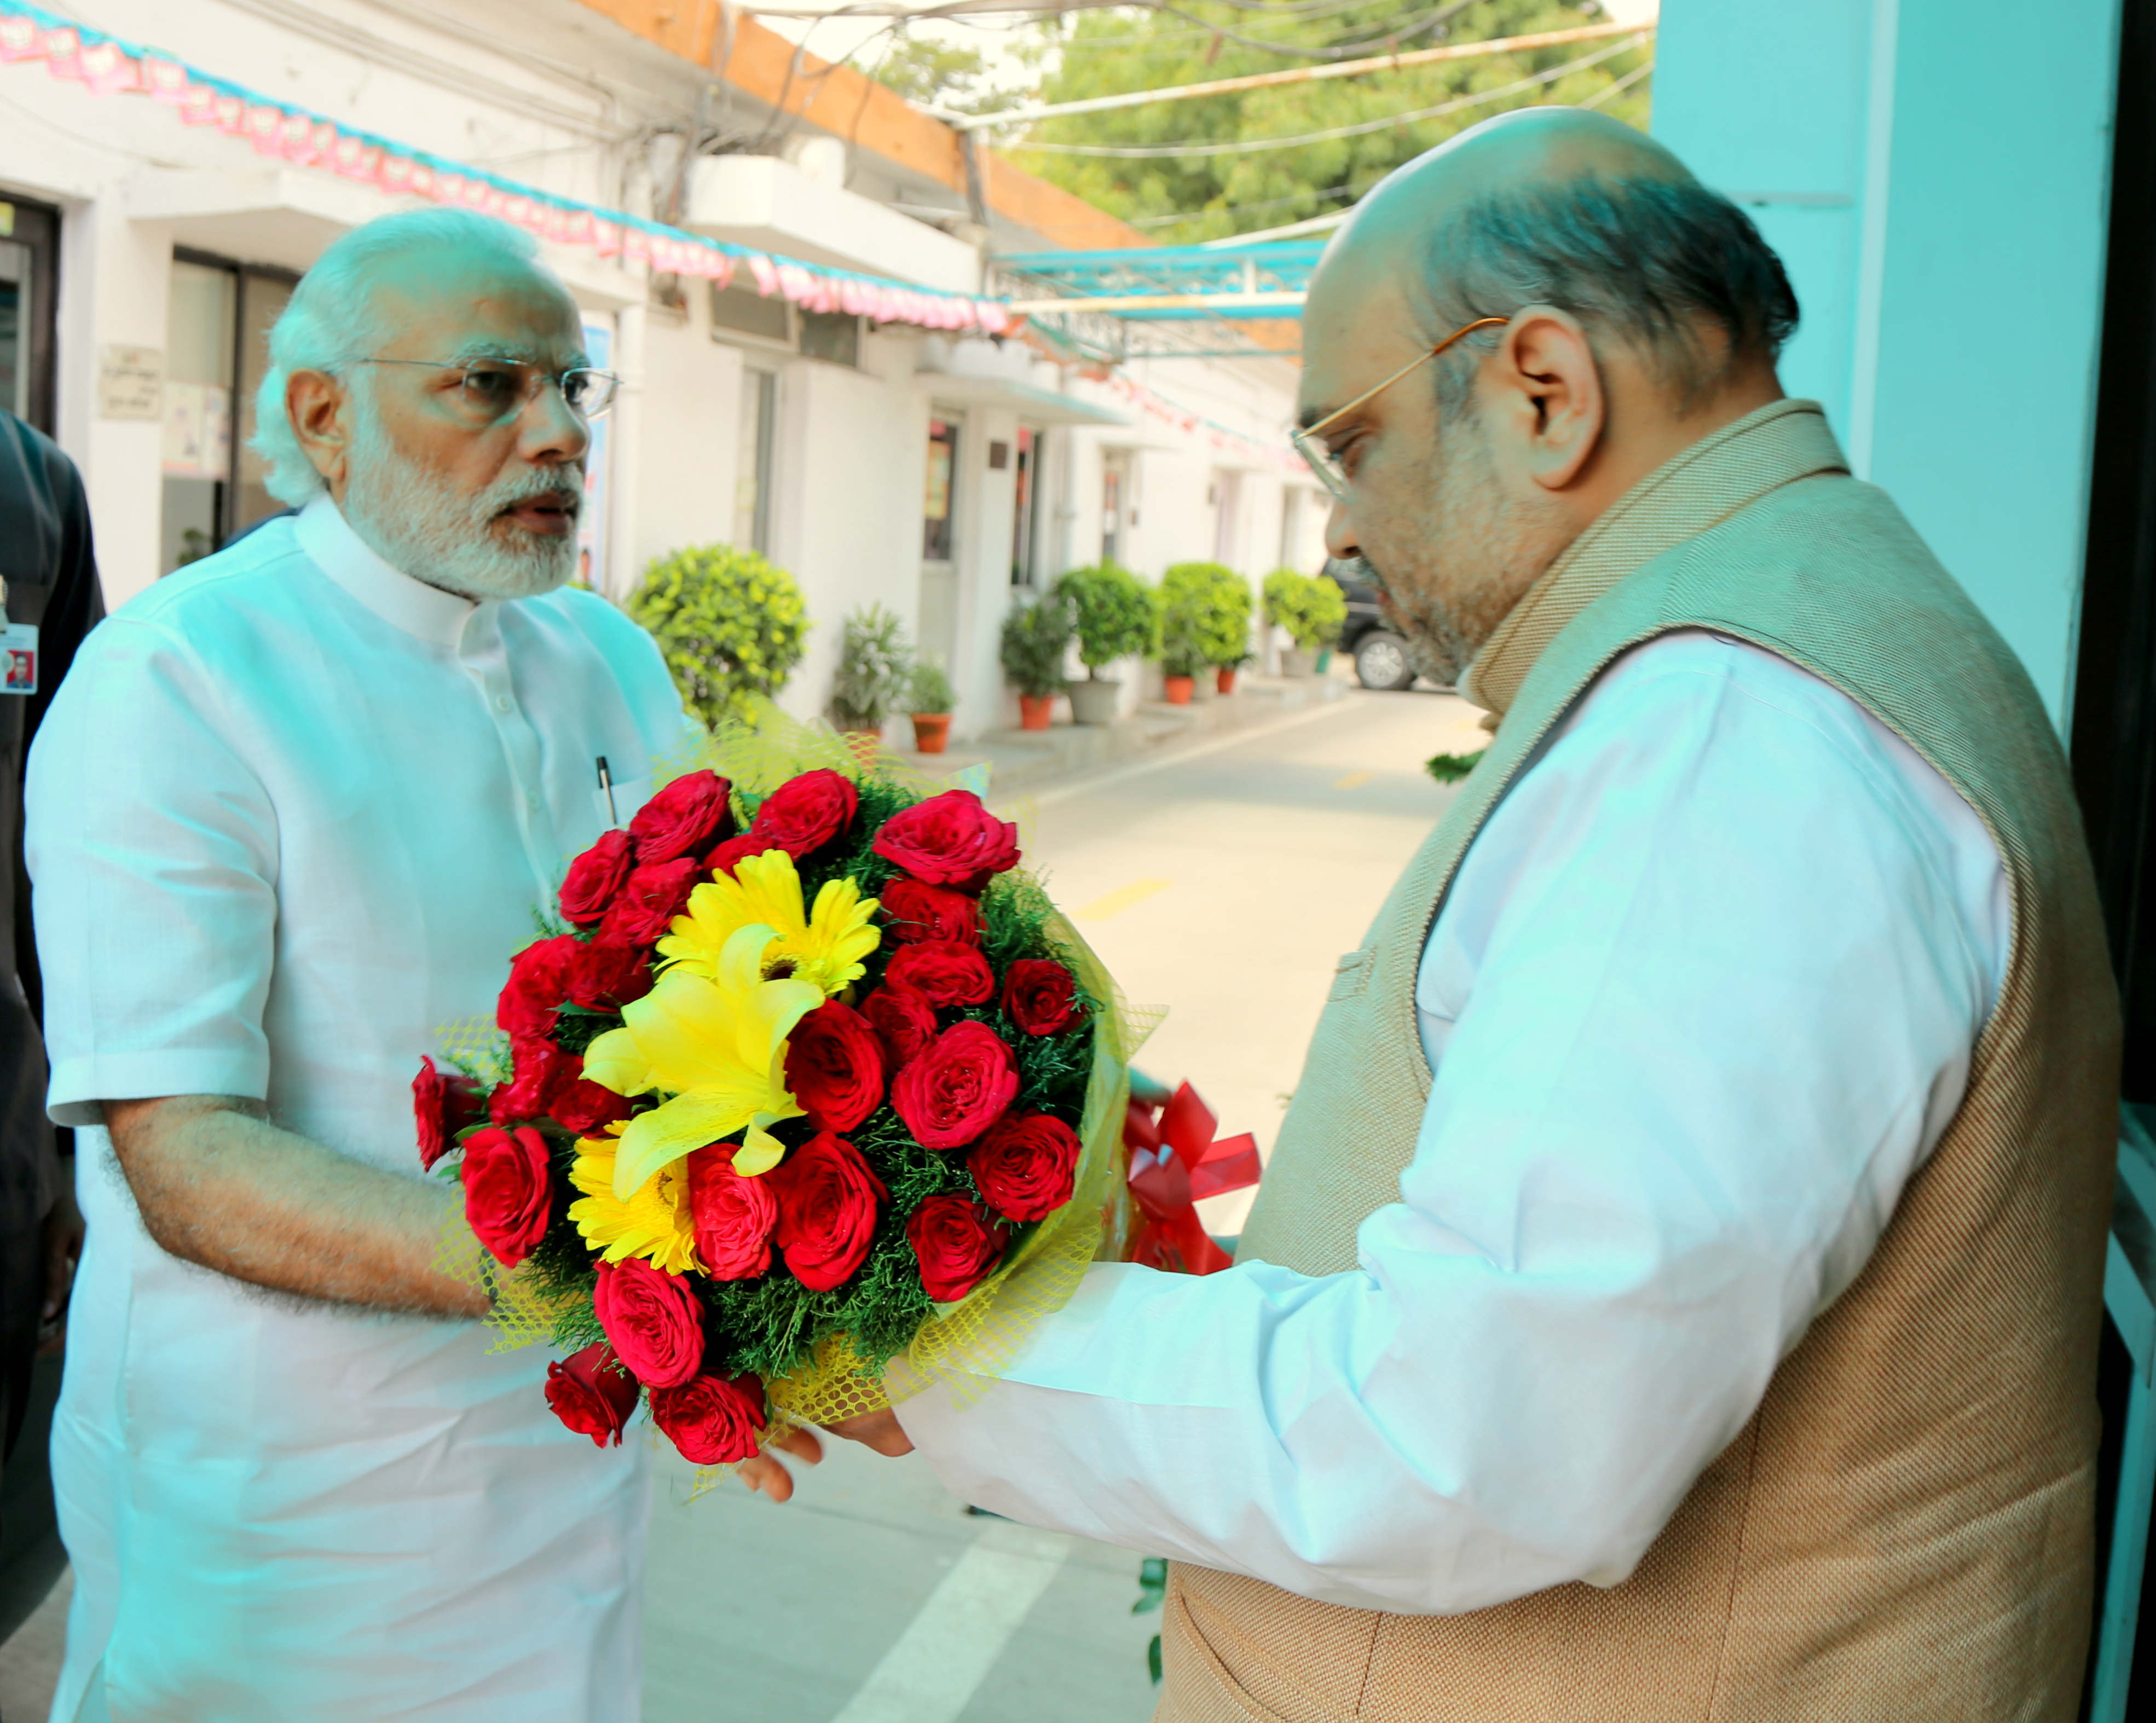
[820,109,2120,1720]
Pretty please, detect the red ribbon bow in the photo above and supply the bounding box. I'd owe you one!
[1124,1084,1261,1276]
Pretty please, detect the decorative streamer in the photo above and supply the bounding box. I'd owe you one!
[0,0,1013,337]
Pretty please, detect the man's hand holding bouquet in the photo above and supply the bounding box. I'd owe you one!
[415,724,1253,1486]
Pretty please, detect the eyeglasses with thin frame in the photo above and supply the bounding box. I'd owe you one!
[1291,316,1510,500]
[350,358,621,425]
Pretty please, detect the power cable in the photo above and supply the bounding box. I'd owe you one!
[1011,32,1645,156]
[1576,55,1651,110]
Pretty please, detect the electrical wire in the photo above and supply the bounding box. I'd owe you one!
[1011,32,1645,157]
[1130,184,1356,227]
[1576,55,1651,109]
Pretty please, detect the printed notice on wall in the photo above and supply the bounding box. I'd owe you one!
[97,345,165,420]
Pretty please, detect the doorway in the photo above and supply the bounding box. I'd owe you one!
[0,195,59,434]
[920,411,962,674]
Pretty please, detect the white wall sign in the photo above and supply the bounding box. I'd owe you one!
[97,345,165,421]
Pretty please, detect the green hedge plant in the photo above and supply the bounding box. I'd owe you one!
[1263,567,1348,650]
[627,544,808,728]
[1157,561,1251,676]
[1054,561,1154,677]
[1000,590,1078,698]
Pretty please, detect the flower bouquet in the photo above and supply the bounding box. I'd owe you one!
[415,742,1158,1467]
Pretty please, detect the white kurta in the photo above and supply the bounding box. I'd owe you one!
[27,498,689,1722]
[897,631,2012,1615]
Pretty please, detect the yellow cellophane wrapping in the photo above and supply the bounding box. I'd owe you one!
[435,701,1157,1481]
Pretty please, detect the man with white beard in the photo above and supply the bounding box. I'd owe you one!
[24,210,696,1721]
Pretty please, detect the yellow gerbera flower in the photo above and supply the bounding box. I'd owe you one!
[658,848,881,999]
[567,1121,701,1274]
[582,921,822,1195]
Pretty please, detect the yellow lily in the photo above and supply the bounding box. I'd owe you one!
[581,921,822,1196]
[658,848,881,999]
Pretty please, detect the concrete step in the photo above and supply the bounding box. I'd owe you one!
[889,673,1346,796]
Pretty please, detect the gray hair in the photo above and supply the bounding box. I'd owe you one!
[251,209,546,506]
[1416,176,1800,417]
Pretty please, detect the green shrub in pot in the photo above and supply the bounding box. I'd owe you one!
[831,604,912,733]
[626,543,808,728]
[1054,561,1155,677]
[999,590,1077,698]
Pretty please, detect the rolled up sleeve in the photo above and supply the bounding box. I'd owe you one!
[27,616,278,1125]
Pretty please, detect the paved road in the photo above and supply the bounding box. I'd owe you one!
[643,684,1479,1723]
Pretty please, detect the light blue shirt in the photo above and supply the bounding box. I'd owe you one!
[897,630,2009,1615]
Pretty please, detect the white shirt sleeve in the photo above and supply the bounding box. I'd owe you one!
[894,633,2009,1615]
[27,613,281,1125]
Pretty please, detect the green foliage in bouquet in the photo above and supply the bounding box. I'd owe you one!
[1155,561,1250,676]
[1263,567,1348,650]
[627,544,808,728]
[908,658,957,716]
[831,604,914,731]
[1054,561,1155,676]
[1000,589,1078,697]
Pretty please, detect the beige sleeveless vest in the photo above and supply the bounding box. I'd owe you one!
[1161,401,2120,1723]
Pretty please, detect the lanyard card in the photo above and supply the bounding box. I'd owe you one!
[3,623,37,695]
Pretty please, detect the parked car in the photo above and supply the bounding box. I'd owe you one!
[1323,557,1422,690]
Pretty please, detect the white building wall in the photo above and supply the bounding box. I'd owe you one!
[1656,0,2122,724]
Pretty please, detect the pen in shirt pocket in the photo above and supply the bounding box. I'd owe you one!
[596,756,619,828]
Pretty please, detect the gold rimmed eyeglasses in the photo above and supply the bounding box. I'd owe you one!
[351,358,621,425]
[1291,316,1510,499]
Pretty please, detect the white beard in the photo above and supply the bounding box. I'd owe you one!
[341,395,582,603]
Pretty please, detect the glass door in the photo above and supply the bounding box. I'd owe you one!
[162,257,238,573]
[0,195,59,433]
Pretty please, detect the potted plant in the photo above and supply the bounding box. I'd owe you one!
[1263,567,1348,676]
[1157,562,1248,705]
[1054,561,1153,725]
[626,543,809,728]
[831,604,912,757]
[907,658,957,754]
[1000,589,1076,729]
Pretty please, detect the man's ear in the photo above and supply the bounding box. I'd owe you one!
[1493,306,1604,492]
[286,370,355,498]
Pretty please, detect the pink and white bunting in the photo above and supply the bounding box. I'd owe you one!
[0,1,1013,338]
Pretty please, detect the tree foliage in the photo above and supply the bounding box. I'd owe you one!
[1157,561,1252,673]
[1055,560,1156,673]
[1006,2,1650,240]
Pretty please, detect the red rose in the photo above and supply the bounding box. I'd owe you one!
[860,984,937,1068]
[881,879,981,947]
[498,935,579,1039]
[550,1074,632,1137]
[1002,958,1083,1036]
[628,769,735,863]
[783,1000,887,1133]
[462,1125,554,1267]
[545,1342,640,1448]
[907,1192,1009,1303]
[968,1113,1081,1222]
[686,1147,778,1281]
[592,1257,706,1388]
[559,828,635,926]
[747,769,859,858]
[871,790,1020,891]
[649,1370,765,1465]
[413,1055,486,1171]
[568,939,654,1012]
[767,1132,887,1291]
[491,1035,573,1125]
[885,941,995,1009]
[599,857,702,945]
[705,834,771,877]
[891,1021,1019,1150]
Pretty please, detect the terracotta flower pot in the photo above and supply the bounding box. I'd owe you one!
[1164,674,1195,706]
[1216,666,1239,695]
[1018,693,1055,730]
[910,713,952,754]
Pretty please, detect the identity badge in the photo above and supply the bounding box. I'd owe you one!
[3,622,38,695]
